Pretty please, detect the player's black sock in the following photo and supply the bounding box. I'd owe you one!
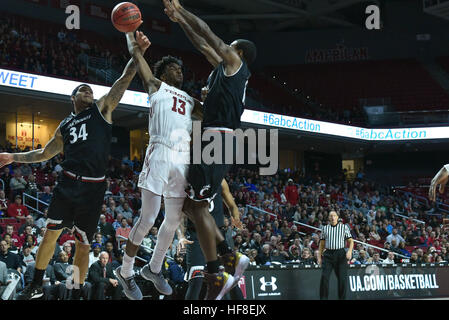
[206,259,220,274]
[71,287,81,300]
[32,268,45,286]
[217,240,232,256]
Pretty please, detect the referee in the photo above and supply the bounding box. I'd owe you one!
[317,210,353,300]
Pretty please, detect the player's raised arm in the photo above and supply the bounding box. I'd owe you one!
[429,165,449,202]
[126,31,162,95]
[0,127,63,167]
[163,2,221,67]
[221,179,243,230]
[97,58,137,119]
[163,0,241,73]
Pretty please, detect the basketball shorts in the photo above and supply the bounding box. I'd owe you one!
[185,130,236,202]
[138,142,190,198]
[46,174,107,245]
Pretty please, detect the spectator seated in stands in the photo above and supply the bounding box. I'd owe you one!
[3,234,19,254]
[97,214,115,242]
[9,170,27,199]
[19,243,35,269]
[18,215,40,236]
[88,251,122,300]
[7,195,28,222]
[35,209,48,230]
[2,225,21,249]
[23,262,66,300]
[61,242,74,265]
[0,190,8,218]
[257,244,272,265]
[89,242,102,268]
[58,229,76,247]
[38,186,52,206]
[0,240,22,274]
[115,217,131,248]
[300,247,315,265]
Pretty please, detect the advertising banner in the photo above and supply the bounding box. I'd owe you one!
[243,264,449,300]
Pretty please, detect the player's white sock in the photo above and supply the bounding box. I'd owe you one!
[149,197,184,274]
[121,253,136,278]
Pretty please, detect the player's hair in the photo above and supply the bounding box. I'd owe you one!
[154,55,183,79]
[70,84,93,107]
[233,39,257,65]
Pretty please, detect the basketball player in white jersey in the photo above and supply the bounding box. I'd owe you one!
[114,31,202,300]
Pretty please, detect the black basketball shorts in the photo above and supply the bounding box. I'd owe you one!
[46,174,106,244]
[185,130,236,202]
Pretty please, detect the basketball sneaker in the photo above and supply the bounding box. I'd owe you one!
[16,283,43,300]
[220,251,250,287]
[204,271,235,300]
[114,266,143,300]
[141,264,173,295]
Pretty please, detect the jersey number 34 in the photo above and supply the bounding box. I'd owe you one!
[69,123,88,144]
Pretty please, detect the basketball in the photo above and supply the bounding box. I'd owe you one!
[111,2,142,33]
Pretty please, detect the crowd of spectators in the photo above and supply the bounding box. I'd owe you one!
[1,142,449,300]
[0,13,366,126]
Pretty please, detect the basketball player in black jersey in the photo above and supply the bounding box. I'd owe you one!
[184,179,244,300]
[163,0,257,299]
[0,40,150,300]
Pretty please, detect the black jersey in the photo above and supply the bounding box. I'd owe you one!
[59,103,112,177]
[187,185,224,232]
[202,60,250,130]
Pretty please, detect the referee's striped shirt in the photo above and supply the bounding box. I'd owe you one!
[320,223,352,250]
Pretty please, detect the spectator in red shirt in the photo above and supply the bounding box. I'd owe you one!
[115,217,131,247]
[285,179,299,206]
[58,229,76,246]
[7,195,28,221]
[2,225,21,248]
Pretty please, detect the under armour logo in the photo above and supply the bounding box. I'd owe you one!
[260,276,277,291]
[199,185,211,197]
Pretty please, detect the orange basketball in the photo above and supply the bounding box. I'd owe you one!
[111,2,142,33]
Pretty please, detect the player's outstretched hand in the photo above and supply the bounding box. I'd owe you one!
[177,237,194,255]
[135,31,151,52]
[429,165,449,202]
[162,0,184,23]
[0,153,13,169]
[231,215,243,230]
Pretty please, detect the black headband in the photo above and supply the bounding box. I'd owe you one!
[71,84,92,97]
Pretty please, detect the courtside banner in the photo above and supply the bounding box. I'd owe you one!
[0,68,151,108]
[2,68,449,141]
[243,264,449,300]
[241,110,449,141]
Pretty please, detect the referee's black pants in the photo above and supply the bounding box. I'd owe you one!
[320,248,347,300]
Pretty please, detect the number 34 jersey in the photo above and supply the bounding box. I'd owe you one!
[147,82,195,149]
[59,103,112,178]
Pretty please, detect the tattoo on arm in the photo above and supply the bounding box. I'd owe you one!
[102,58,137,111]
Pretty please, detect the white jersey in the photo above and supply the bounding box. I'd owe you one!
[138,82,195,198]
[148,82,194,151]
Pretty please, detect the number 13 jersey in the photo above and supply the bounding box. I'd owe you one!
[147,82,195,149]
[138,82,195,198]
